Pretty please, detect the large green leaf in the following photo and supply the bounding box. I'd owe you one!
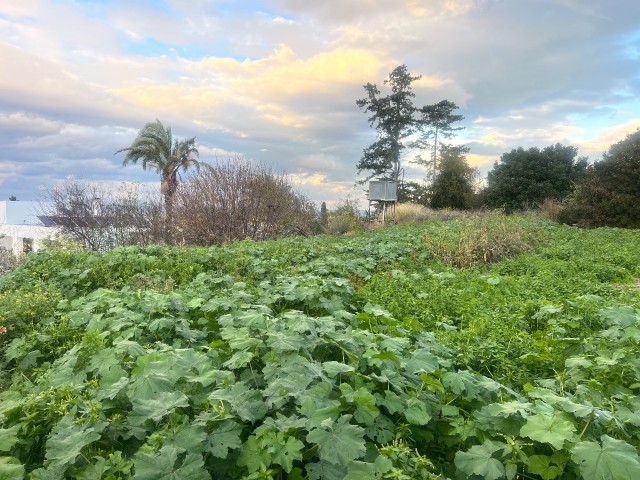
[520,413,576,449]
[306,415,367,467]
[344,456,393,479]
[404,348,440,373]
[237,436,272,473]
[209,383,268,423]
[323,361,355,377]
[306,461,347,480]
[161,421,206,454]
[454,441,506,480]
[380,391,405,415]
[404,398,431,425]
[599,306,638,327]
[527,455,562,480]
[271,434,304,473]
[129,391,189,426]
[571,435,640,480]
[45,423,102,469]
[203,420,243,459]
[133,446,208,480]
[0,426,20,452]
[126,373,175,401]
[0,457,24,480]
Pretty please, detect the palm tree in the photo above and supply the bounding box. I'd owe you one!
[116,119,200,244]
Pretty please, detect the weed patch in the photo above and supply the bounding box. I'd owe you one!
[422,215,546,268]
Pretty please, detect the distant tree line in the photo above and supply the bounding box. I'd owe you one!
[46,111,640,251]
[358,66,640,227]
[45,120,325,250]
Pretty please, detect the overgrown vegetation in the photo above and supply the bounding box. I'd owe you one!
[1,214,639,479]
[422,215,546,268]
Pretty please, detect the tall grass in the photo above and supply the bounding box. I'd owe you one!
[422,214,546,268]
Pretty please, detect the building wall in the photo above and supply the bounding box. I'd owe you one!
[0,201,59,256]
[0,224,59,256]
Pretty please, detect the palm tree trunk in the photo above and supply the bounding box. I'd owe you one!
[161,177,177,245]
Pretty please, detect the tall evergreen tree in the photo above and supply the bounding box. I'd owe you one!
[412,100,465,178]
[356,65,420,183]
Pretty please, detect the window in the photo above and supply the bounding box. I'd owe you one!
[22,237,33,254]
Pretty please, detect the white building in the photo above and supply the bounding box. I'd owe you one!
[0,201,60,256]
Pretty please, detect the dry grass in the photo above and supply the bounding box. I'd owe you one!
[538,198,562,223]
[422,215,546,268]
[374,203,480,225]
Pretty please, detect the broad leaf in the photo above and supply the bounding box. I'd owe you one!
[344,456,393,479]
[237,436,272,473]
[454,441,505,480]
[323,361,355,377]
[306,415,367,467]
[272,435,304,473]
[129,391,189,426]
[306,461,347,480]
[380,391,404,415]
[45,423,102,469]
[0,425,20,452]
[0,457,24,480]
[126,373,175,401]
[404,398,431,425]
[204,420,243,459]
[527,455,562,480]
[133,446,208,480]
[571,435,640,480]
[520,413,576,449]
[162,422,206,454]
[404,348,440,373]
[599,306,638,327]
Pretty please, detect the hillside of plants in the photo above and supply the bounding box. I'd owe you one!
[1,214,639,479]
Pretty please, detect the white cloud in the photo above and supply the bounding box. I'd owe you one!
[1,0,640,205]
[573,119,640,159]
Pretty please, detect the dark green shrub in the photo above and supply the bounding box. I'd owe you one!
[559,129,640,228]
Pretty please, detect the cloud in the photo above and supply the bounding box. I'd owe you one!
[2,0,640,206]
[573,119,640,159]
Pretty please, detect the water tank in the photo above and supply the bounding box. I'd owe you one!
[368,181,397,201]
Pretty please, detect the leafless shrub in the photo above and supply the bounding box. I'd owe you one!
[173,158,319,245]
[44,179,164,250]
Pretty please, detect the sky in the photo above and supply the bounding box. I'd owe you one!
[1,0,640,207]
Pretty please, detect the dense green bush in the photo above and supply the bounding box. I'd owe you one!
[485,144,587,212]
[559,129,640,228]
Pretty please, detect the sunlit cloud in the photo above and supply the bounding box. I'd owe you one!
[573,119,640,159]
[1,0,640,204]
[467,153,496,168]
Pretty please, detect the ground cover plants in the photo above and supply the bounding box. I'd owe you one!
[0,213,639,479]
